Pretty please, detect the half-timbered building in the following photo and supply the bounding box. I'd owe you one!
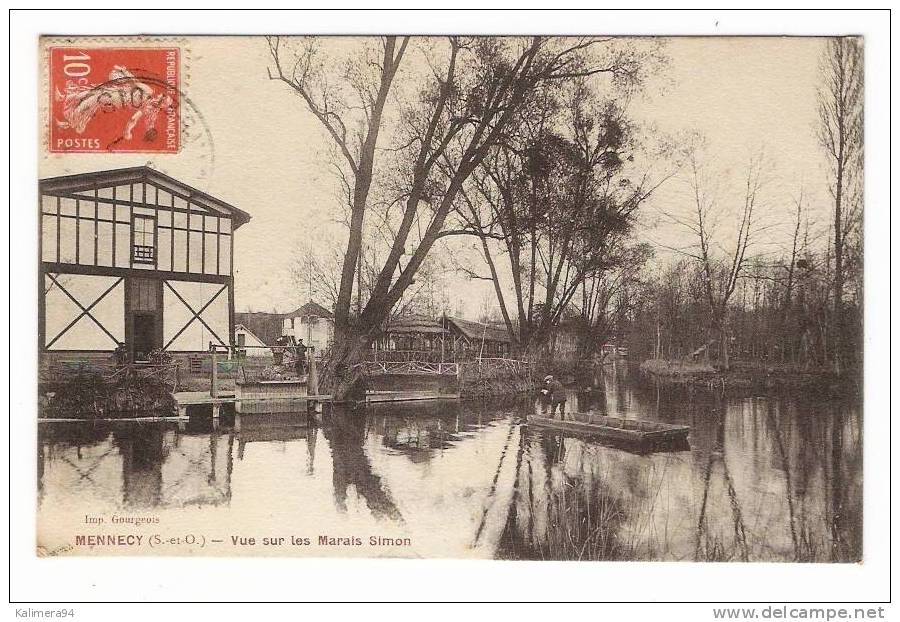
[39,167,250,364]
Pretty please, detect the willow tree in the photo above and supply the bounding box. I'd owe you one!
[269,36,647,399]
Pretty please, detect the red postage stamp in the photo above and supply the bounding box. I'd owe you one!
[48,47,180,153]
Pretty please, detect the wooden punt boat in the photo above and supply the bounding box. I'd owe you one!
[527,412,690,447]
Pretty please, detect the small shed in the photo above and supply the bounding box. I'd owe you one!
[234,311,282,348]
[234,323,269,357]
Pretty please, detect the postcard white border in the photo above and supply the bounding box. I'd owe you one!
[7,7,893,611]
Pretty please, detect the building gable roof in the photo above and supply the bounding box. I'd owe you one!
[284,301,334,319]
[234,312,282,346]
[235,323,267,346]
[38,166,251,229]
[445,316,512,343]
[386,315,445,334]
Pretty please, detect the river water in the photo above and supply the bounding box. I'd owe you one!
[37,363,861,561]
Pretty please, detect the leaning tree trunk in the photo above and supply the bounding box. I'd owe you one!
[322,326,376,401]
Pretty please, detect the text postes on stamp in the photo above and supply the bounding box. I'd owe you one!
[49,47,180,153]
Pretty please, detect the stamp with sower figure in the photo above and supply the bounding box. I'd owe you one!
[49,46,180,153]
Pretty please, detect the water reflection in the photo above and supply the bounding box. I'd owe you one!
[502,368,862,562]
[325,407,403,521]
[37,365,861,561]
[38,422,234,510]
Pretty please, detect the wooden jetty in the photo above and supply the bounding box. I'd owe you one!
[173,345,332,417]
[527,413,690,447]
[364,390,460,404]
[38,415,189,423]
[172,347,466,417]
[174,388,457,416]
[173,390,331,418]
[236,378,308,400]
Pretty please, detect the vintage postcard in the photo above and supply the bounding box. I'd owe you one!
[36,34,863,563]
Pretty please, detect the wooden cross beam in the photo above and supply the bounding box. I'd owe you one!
[163,281,228,350]
[45,274,124,349]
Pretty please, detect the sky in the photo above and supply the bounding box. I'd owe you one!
[39,36,833,316]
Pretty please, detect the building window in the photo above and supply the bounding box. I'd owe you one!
[132,215,156,265]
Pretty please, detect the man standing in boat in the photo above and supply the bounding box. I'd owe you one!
[542,375,567,419]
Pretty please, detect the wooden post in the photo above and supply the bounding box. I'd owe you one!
[308,349,319,396]
[210,345,219,398]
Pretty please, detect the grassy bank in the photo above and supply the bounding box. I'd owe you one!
[457,360,534,398]
[639,358,860,396]
[40,369,176,419]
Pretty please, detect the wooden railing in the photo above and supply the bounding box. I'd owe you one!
[355,356,531,377]
[355,360,459,376]
[366,349,445,363]
[365,350,514,363]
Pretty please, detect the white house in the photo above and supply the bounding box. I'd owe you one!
[282,301,334,355]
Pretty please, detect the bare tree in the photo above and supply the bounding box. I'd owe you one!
[268,35,410,338]
[290,237,450,322]
[289,242,343,311]
[572,243,653,357]
[270,36,654,398]
[674,151,767,369]
[817,37,863,375]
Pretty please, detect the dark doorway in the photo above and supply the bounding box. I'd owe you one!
[128,277,163,362]
[132,312,159,362]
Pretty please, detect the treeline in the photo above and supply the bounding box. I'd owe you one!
[461,37,863,380]
[623,247,863,372]
[625,37,863,377]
